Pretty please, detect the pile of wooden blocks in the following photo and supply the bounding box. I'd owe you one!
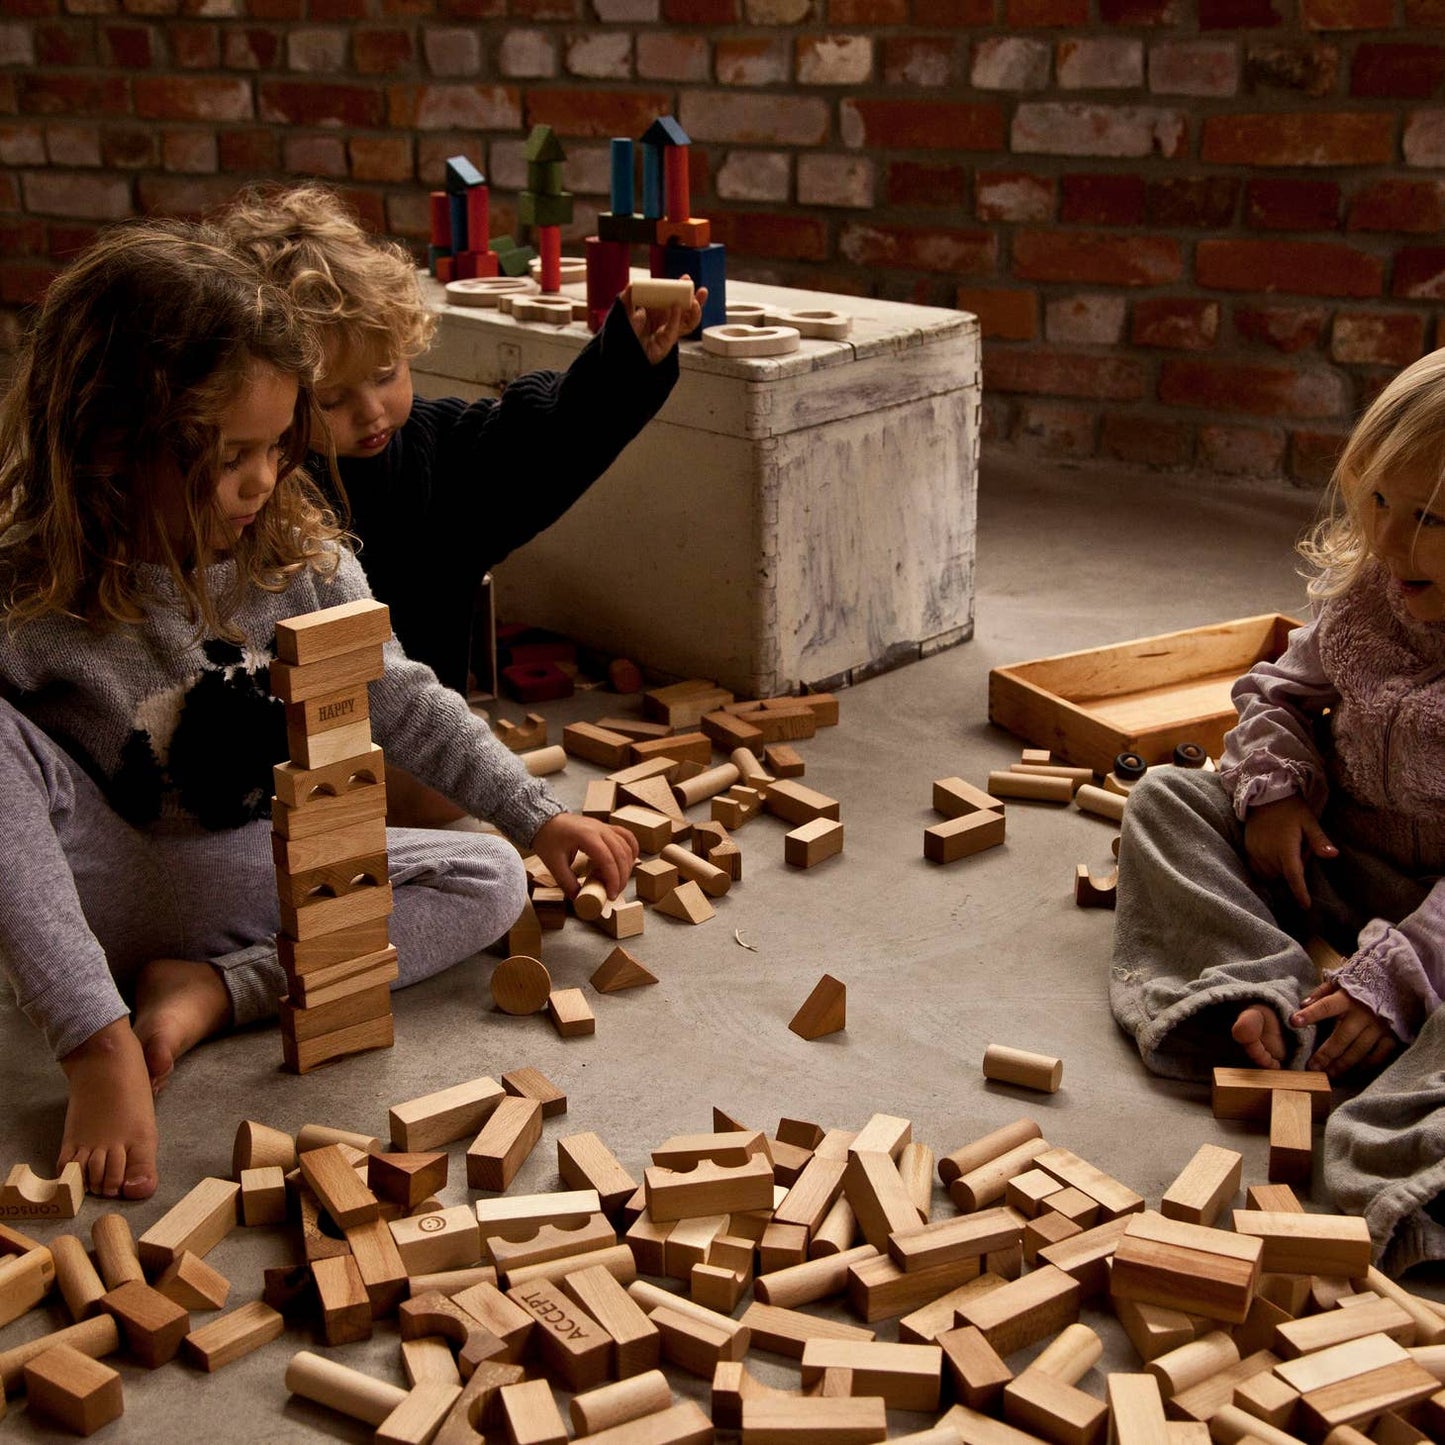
[5,1061,1445,1441]
[269,598,398,1073]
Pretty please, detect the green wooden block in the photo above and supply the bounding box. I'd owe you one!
[526,160,565,195]
[497,244,537,277]
[524,124,567,163]
[518,190,574,227]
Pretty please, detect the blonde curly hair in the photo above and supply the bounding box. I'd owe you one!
[1298,348,1445,600]
[215,184,436,378]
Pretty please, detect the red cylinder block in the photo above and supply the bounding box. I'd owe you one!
[538,225,562,293]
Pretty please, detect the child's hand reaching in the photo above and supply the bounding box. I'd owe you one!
[1243,795,1338,908]
[1291,977,1398,1077]
[532,812,639,901]
[623,284,708,365]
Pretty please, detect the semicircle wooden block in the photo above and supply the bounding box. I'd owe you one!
[491,956,552,1016]
[789,975,846,1041]
[590,947,658,993]
[1073,864,1118,909]
[1,1163,84,1220]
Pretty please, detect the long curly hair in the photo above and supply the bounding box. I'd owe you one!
[1299,348,1445,600]
[0,219,346,636]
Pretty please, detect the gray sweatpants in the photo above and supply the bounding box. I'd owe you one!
[0,698,528,1060]
[1112,765,1445,1271]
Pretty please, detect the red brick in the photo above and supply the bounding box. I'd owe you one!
[840,98,1004,151]
[384,83,517,130]
[1235,304,1328,353]
[1159,359,1349,418]
[683,91,828,145]
[1246,42,1339,96]
[1407,0,1445,20]
[1059,173,1144,225]
[22,171,131,220]
[134,76,251,122]
[985,349,1148,400]
[134,175,240,217]
[709,210,828,261]
[511,0,579,16]
[1392,249,1445,298]
[1199,424,1286,477]
[883,35,957,87]
[354,27,412,73]
[35,23,94,64]
[1100,0,1180,20]
[223,27,281,68]
[440,0,506,15]
[911,0,990,19]
[349,134,413,182]
[524,88,675,138]
[103,21,153,65]
[0,217,46,255]
[1244,178,1341,231]
[1200,0,1281,24]
[1347,179,1445,233]
[46,224,101,258]
[1351,43,1445,98]
[1100,414,1192,466]
[312,0,365,14]
[218,128,279,171]
[1289,428,1346,485]
[1132,297,1220,350]
[1016,401,1097,458]
[1301,0,1390,26]
[1145,175,1238,227]
[379,0,434,16]
[1006,0,1085,22]
[1012,102,1187,159]
[19,75,130,116]
[1,262,60,307]
[1198,239,1382,298]
[1046,294,1126,345]
[102,126,158,167]
[974,168,1052,220]
[258,80,382,128]
[1330,311,1427,366]
[830,0,907,18]
[715,37,789,85]
[890,160,968,209]
[664,0,737,18]
[839,221,994,274]
[3,0,59,13]
[284,133,347,176]
[170,23,218,68]
[1014,229,1182,286]
[1201,112,1392,166]
[957,287,1036,340]
[636,32,709,81]
[245,0,304,16]
[1405,111,1445,166]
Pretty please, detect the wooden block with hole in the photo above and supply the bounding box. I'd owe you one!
[558,1133,638,1214]
[490,1216,617,1279]
[1160,1144,1242,1227]
[1211,1067,1333,1121]
[467,1096,544,1192]
[785,818,844,868]
[591,946,657,992]
[548,988,596,1038]
[23,1344,123,1436]
[925,811,1006,863]
[789,974,846,1040]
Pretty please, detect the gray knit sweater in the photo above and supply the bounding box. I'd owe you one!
[0,545,562,845]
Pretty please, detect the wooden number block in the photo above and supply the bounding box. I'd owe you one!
[764,779,841,826]
[1229,1209,1372,1277]
[558,1132,638,1214]
[1160,1145,1242,1227]
[738,1396,887,1441]
[561,1263,661,1377]
[389,1205,483,1276]
[983,1044,1063,1094]
[1110,1212,1262,1324]
[1269,1089,1313,1185]
[645,1155,774,1222]
[182,1299,284,1371]
[1107,1373,1170,1444]
[507,1280,612,1391]
[136,1177,239,1273]
[785,818,844,868]
[800,1340,943,1411]
[466,1096,544,1192]
[23,1344,123,1437]
[789,974,846,1040]
[239,1165,287,1226]
[653,880,715,923]
[502,1066,567,1117]
[369,1152,449,1210]
[591,945,658,992]
[651,1303,749,1377]
[954,1264,1081,1356]
[1,1163,84,1220]
[547,987,596,1038]
[390,1076,504,1151]
[275,597,391,666]
[313,1254,373,1346]
[299,1144,379,1229]
[925,811,1006,863]
[1211,1067,1333,1121]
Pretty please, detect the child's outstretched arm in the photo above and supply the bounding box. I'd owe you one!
[1292,978,1398,1076]
[620,283,705,366]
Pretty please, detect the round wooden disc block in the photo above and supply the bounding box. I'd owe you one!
[444,277,536,309]
[491,954,552,1015]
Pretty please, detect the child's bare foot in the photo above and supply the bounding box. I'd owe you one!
[132,957,232,1094]
[1232,1004,1286,1069]
[59,1019,159,1199]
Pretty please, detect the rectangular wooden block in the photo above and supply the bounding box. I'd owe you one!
[23,1343,123,1436]
[467,1096,544,1192]
[1211,1067,1333,1121]
[1111,1212,1261,1324]
[1229,1209,1372,1277]
[651,1303,749,1377]
[738,1395,887,1442]
[847,1251,984,1324]
[282,1011,394,1073]
[889,1208,1023,1274]
[933,777,1005,817]
[924,811,1005,863]
[631,732,711,767]
[389,1205,483,1276]
[136,1177,239,1274]
[843,1151,921,1253]
[785,818,844,868]
[1160,1144,1242,1228]
[954,1264,1080,1357]
[644,1155,774,1223]
[490,1217,617,1280]
[939,1323,1012,1410]
[560,1263,661,1377]
[547,988,596,1039]
[270,643,385,705]
[1268,1089,1314,1186]
[313,1253,372,1345]
[507,1279,613,1392]
[800,1339,943,1411]
[275,597,392,666]
[298,1145,379,1230]
[764,779,841,826]
[501,1067,566,1118]
[281,977,393,1036]
[564,721,634,768]
[558,1133,640,1214]
[390,1076,504,1152]
[740,1300,875,1359]
[181,1300,284,1371]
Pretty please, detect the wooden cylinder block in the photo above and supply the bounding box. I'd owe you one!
[572,878,609,922]
[939,1118,1043,1186]
[50,1236,106,1322]
[91,1215,145,1291]
[948,1137,1051,1213]
[1075,784,1127,823]
[983,1045,1064,1094]
[986,770,1073,803]
[295,1124,381,1155]
[285,1349,409,1426]
[1146,1330,1239,1398]
[809,1196,858,1258]
[523,745,567,777]
[569,1368,672,1435]
[659,844,731,898]
[673,764,740,809]
[491,955,553,1015]
[1028,1323,1102,1386]
[731,747,771,782]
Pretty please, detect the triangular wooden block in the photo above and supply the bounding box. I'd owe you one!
[367,1150,449,1208]
[621,773,686,823]
[590,946,658,993]
[789,974,846,1040]
[653,879,715,924]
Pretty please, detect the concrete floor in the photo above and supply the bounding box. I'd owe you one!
[1,454,1434,1439]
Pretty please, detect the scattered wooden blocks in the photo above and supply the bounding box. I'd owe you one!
[136,1177,240,1274]
[789,974,846,1040]
[924,811,1005,863]
[467,1096,544,1191]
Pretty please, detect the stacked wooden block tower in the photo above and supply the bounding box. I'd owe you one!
[587,116,727,337]
[269,598,398,1074]
[519,125,569,295]
[428,155,537,285]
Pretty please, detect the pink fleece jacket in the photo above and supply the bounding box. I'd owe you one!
[1220,560,1445,1044]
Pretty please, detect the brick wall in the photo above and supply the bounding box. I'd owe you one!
[4,3,1444,483]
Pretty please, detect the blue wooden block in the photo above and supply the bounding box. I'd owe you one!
[642,144,663,220]
[445,155,485,193]
[641,115,690,148]
[610,137,634,216]
[448,193,468,254]
[660,242,726,338]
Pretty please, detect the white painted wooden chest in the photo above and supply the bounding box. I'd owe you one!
[412,273,980,697]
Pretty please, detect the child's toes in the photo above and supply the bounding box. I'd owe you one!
[122,1139,158,1200]
[82,1146,111,1196]
[100,1146,130,1199]
[1231,1006,1281,1068]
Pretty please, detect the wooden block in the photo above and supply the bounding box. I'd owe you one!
[633,859,681,905]
[507,1279,613,1390]
[236,1164,287,1227]
[1006,1169,1063,1219]
[449,1279,535,1358]
[591,945,658,993]
[135,1176,238,1273]
[547,987,596,1039]
[764,743,805,777]
[730,704,817,743]
[376,1380,464,1445]
[1033,1145,1144,1219]
[1073,862,1118,908]
[983,1044,1063,1094]
[344,1215,409,1317]
[558,1132,638,1214]
[583,778,619,820]
[48,1235,103,1323]
[390,1205,483,1275]
[282,716,378,772]
[1211,1067,1333,1121]
[87,1215,141,1294]
[560,1263,661,1377]
[632,731,711,767]
[740,1300,875,1359]
[273,740,384,808]
[596,896,646,938]
[954,1263,1080,1356]
[848,1251,985,1324]
[738,1395,887,1441]
[499,1378,568,1445]
[1269,1089,1313,1186]
[496,712,548,752]
[1033,1217,1129,1301]
[313,1253,373,1345]
[623,773,689,823]
[1275,1296,1417,1357]
[785,818,845,868]
[270,640,385,704]
[299,1144,379,1229]
[644,680,734,728]
[275,597,391,666]
[939,1118,1044,1186]
[653,879,715,923]
[651,1302,749,1377]
[645,1155,774,1222]
[1171,1349,1281,1423]
[1299,1359,1440,1436]
[475,1189,600,1246]
[1230,1210,1372,1277]
[490,1216,616,1280]
[759,1221,809,1274]
[490,952,552,1014]
[611,804,674,852]
[278,879,393,943]
[933,776,1006,817]
[399,1290,509,1379]
[390,1077,504,1151]
[466,1096,543,1192]
[889,1207,1023,1274]
[564,721,634,768]
[1107,1373,1170,1444]
[939,1322,1013,1409]
[271,777,388,842]
[800,1339,943,1411]
[987,769,1073,803]
[1232,1367,1300,1428]
[1043,1187,1100,1230]
[1161,1145,1242,1227]
[495,1068,564,1120]
[925,811,1006,863]
[1145,1328,1239,1398]
[368,1152,449,1211]
[701,709,766,752]
[688,1260,742,1312]
[789,974,846,1040]
[23,1344,122,1436]
[1002,1368,1108,1445]
[1114,1297,1200,1363]
[1111,1212,1262,1324]
[569,1370,671,1436]
[98,1279,188,1367]
[1247,1184,1304,1213]
[182,1299,283,1371]
[841,1151,919,1252]
[0,1162,83,1220]
[765,779,841,826]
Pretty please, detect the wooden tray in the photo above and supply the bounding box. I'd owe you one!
[988,613,1301,775]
